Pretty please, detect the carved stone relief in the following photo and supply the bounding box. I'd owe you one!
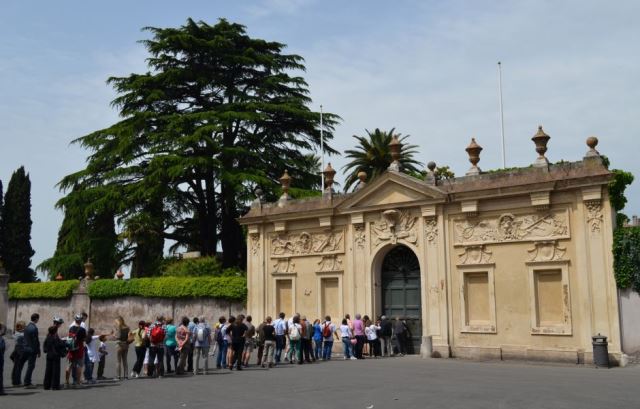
[272,258,296,274]
[270,229,344,258]
[585,201,603,233]
[527,240,566,262]
[354,224,366,249]
[458,245,493,265]
[371,209,418,247]
[249,233,261,256]
[424,218,438,243]
[317,255,343,272]
[454,210,569,246]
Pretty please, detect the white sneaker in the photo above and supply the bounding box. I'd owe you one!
[130,371,135,378]
[350,357,357,360]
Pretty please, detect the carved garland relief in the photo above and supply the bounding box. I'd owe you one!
[317,255,343,272]
[249,233,261,256]
[270,229,344,258]
[585,201,603,233]
[424,218,438,243]
[371,209,418,247]
[458,245,493,264]
[354,224,366,249]
[527,240,566,262]
[453,210,570,246]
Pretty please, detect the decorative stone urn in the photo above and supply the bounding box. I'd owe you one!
[465,138,483,175]
[532,126,551,167]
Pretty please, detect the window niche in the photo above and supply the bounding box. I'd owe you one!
[527,260,572,335]
[458,264,496,333]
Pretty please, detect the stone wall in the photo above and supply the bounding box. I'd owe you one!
[619,288,640,354]
[3,283,244,335]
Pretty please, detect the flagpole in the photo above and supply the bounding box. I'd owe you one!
[498,61,506,168]
[320,104,325,191]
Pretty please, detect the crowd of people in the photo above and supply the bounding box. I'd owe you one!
[0,310,413,394]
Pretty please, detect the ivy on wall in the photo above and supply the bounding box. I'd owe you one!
[87,276,247,301]
[613,227,640,292]
[8,280,79,300]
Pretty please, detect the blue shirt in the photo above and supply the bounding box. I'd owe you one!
[193,323,211,348]
[165,324,177,347]
[313,323,323,341]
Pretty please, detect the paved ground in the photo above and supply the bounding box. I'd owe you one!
[2,340,639,409]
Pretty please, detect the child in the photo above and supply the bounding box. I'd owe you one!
[43,325,67,390]
[96,335,108,380]
[84,328,109,384]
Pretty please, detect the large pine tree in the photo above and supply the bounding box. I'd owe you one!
[1,167,36,282]
[55,18,338,272]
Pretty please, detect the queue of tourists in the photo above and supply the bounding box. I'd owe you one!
[0,311,412,394]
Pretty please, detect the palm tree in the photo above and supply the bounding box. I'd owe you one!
[342,128,422,191]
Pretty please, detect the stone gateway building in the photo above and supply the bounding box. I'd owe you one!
[239,129,624,365]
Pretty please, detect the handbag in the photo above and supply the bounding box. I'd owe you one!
[350,338,357,345]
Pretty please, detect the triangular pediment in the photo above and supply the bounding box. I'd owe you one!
[338,171,446,211]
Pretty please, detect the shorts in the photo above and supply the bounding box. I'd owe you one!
[245,339,256,352]
[68,356,84,368]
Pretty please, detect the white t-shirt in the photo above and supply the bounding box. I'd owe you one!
[86,335,100,363]
[340,324,351,338]
[366,324,380,341]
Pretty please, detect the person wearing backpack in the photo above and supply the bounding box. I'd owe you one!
[193,317,211,375]
[215,316,228,369]
[146,316,167,378]
[287,315,302,364]
[65,314,87,388]
[322,316,338,360]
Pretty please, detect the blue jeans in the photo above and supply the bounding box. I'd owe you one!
[83,355,94,381]
[342,338,351,359]
[314,340,322,359]
[216,341,227,368]
[322,340,333,360]
[275,335,285,363]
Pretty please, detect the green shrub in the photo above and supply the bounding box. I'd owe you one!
[162,256,224,277]
[88,276,247,300]
[613,226,640,292]
[8,280,79,300]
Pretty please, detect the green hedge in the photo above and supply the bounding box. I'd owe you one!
[613,226,640,292]
[87,276,247,301]
[8,280,79,300]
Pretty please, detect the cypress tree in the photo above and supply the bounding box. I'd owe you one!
[1,167,36,282]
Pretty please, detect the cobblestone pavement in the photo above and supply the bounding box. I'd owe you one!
[2,340,639,409]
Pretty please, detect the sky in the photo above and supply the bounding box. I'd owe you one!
[1,0,638,277]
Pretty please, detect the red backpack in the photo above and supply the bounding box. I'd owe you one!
[322,323,332,338]
[150,325,165,344]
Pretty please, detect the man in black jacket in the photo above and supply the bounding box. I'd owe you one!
[379,316,393,357]
[23,313,40,387]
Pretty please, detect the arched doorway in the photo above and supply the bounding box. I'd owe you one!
[381,245,422,354]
